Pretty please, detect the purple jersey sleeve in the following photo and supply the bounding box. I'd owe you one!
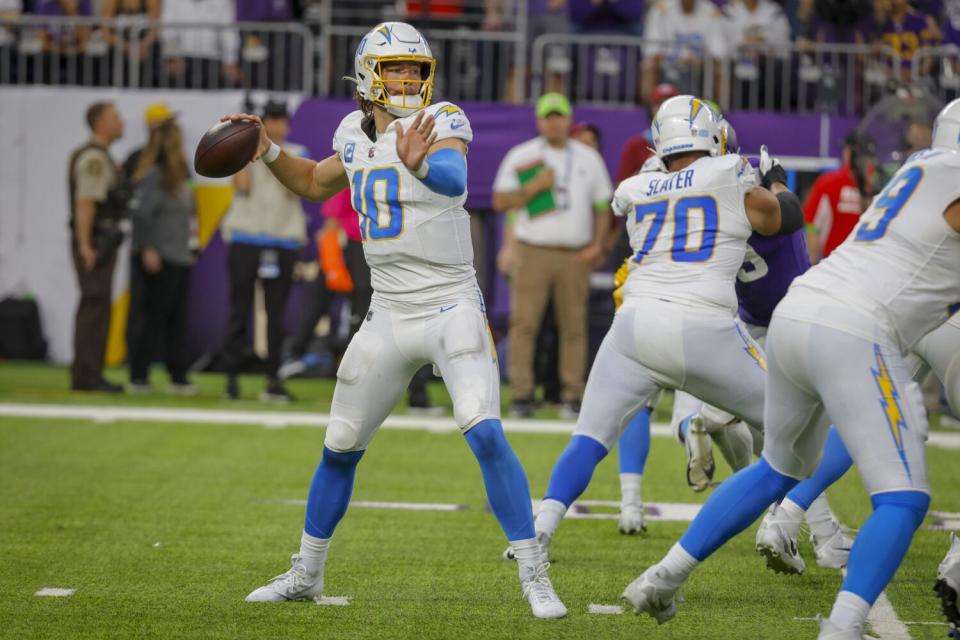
[736,229,811,327]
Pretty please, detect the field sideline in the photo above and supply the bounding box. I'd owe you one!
[0,363,957,639]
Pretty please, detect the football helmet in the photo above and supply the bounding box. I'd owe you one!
[652,95,722,160]
[351,22,436,118]
[932,97,960,152]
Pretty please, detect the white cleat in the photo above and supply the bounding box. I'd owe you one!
[621,565,680,624]
[618,501,647,535]
[520,563,567,619]
[936,533,960,637]
[756,505,806,575]
[245,554,324,603]
[813,527,854,569]
[684,416,715,492]
[503,531,551,562]
[817,617,870,639]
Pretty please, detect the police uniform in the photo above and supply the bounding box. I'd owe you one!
[763,149,960,496]
[68,139,125,390]
[324,102,500,452]
[575,153,768,450]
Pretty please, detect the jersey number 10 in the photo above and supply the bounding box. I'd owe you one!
[633,196,719,264]
[352,167,404,241]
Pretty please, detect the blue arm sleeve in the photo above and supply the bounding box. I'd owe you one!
[417,147,467,197]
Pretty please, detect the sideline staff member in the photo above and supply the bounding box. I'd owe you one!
[68,101,127,393]
[493,93,613,418]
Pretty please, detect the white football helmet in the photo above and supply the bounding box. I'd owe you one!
[351,22,436,118]
[932,97,960,152]
[652,95,723,160]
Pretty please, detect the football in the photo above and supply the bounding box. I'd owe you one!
[193,119,261,178]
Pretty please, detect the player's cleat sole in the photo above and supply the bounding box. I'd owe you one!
[520,563,567,619]
[618,503,647,535]
[813,528,854,569]
[245,553,324,603]
[937,533,960,637]
[621,566,679,625]
[684,416,715,492]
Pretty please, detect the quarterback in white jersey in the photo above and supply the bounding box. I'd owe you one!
[522,95,807,561]
[226,22,565,619]
[625,98,960,640]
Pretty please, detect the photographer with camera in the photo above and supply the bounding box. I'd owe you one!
[68,101,127,393]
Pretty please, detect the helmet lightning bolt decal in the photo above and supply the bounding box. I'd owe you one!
[689,98,704,124]
[871,344,912,482]
[377,24,392,44]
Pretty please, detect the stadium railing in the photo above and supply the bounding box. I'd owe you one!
[0,16,313,93]
[912,45,960,105]
[531,34,905,115]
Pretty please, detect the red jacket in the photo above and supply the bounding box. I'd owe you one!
[803,165,864,258]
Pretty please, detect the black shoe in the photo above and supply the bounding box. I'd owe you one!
[509,398,536,418]
[72,379,124,393]
[260,379,294,404]
[224,376,239,401]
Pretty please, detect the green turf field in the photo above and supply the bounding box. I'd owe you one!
[0,362,957,639]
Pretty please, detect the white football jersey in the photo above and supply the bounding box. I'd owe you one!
[332,101,475,303]
[787,148,960,350]
[612,154,758,311]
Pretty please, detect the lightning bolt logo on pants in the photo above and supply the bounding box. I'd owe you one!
[735,323,766,370]
[871,344,912,481]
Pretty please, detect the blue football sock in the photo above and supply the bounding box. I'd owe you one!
[840,490,930,605]
[784,426,853,509]
[618,407,652,474]
[543,434,609,507]
[303,447,364,538]
[465,419,536,541]
[679,457,798,561]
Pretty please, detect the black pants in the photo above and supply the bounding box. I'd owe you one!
[71,241,116,388]
[126,254,191,383]
[222,243,296,380]
[289,240,371,357]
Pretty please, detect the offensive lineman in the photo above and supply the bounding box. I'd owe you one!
[623,98,960,640]
[228,22,565,619]
[513,96,806,560]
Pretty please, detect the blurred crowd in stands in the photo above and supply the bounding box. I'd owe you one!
[0,0,958,110]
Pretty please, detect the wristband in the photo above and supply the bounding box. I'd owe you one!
[412,159,430,179]
[262,142,281,164]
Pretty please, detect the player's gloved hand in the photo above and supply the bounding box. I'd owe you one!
[759,145,787,189]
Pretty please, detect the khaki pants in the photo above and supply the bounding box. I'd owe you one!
[508,242,590,403]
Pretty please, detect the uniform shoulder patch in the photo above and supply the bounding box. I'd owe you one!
[84,156,104,177]
[432,103,463,119]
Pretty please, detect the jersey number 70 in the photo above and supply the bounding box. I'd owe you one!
[352,167,404,241]
[633,196,719,264]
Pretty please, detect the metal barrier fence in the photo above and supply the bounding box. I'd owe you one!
[531,34,905,116]
[0,16,313,92]
[3,14,953,116]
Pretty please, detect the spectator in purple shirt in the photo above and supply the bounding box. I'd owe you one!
[36,0,91,51]
[568,0,645,34]
[876,0,940,76]
[236,0,295,90]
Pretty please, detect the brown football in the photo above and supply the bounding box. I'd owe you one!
[194,119,261,178]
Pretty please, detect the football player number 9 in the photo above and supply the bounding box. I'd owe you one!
[352,167,404,240]
[854,166,922,242]
[633,196,719,264]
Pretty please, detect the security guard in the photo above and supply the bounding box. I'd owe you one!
[68,101,127,392]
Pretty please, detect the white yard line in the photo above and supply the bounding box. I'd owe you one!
[588,604,625,615]
[2,403,959,449]
[34,588,75,597]
[272,499,467,512]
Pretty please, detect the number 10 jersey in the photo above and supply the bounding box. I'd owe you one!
[333,102,476,304]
